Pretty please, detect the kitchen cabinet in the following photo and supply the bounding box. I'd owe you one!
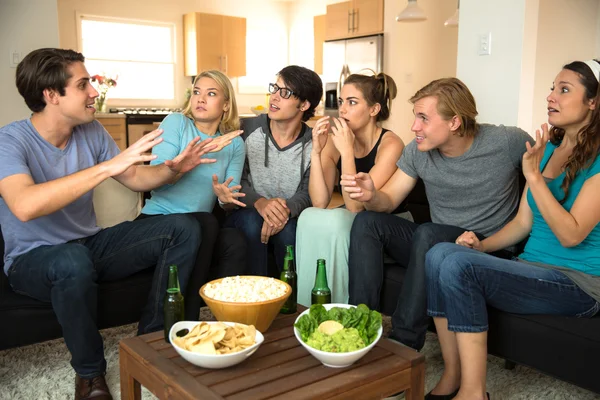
[314,15,326,75]
[96,115,126,151]
[183,12,246,77]
[325,0,384,41]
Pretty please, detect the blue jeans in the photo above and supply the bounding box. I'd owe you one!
[224,208,297,275]
[7,214,200,378]
[348,211,513,350]
[426,243,600,332]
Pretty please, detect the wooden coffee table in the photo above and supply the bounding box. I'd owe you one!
[119,309,425,399]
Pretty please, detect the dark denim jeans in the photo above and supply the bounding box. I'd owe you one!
[348,211,513,350]
[7,214,200,378]
[137,212,247,320]
[224,208,297,276]
[426,243,600,332]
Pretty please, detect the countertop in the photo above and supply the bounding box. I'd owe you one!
[94,112,126,119]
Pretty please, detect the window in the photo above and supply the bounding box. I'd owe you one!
[78,14,175,101]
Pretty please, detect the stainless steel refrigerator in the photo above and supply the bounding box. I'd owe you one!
[322,34,384,114]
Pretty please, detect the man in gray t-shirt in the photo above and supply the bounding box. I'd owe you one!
[0,48,217,400]
[341,77,534,352]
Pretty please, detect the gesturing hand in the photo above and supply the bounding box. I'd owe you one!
[212,174,246,207]
[104,128,166,177]
[340,172,375,202]
[164,136,218,175]
[523,123,548,181]
[330,117,355,157]
[255,197,289,227]
[208,130,243,153]
[311,116,330,155]
[455,231,483,251]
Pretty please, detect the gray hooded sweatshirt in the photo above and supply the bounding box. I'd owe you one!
[239,114,312,218]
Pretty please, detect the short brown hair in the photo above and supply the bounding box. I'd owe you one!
[16,48,85,113]
[410,77,479,137]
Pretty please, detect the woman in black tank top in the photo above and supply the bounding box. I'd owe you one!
[295,73,408,307]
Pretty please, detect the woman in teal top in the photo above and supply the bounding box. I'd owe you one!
[137,70,247,320]
[423,59,600,400]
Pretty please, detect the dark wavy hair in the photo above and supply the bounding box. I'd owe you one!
[344,72,397,122]
[549,59,600,202]
[16,48,85,112]
[277,65,323,121]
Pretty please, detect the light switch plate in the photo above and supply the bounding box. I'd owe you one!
[478,32,492,56]
[9,50,20,68]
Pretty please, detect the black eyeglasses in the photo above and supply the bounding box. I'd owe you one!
[268,83,296,99]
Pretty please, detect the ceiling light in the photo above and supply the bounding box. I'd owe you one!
[396,0,427,22]
[444,0,459,27]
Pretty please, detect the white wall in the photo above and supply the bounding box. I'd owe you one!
[457,0,526,127]
[531,0,599,133]
[458,0,599,134]
[0,0,60,126]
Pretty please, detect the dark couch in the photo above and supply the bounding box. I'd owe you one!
[0,227,155,350]
[381,178,600,395]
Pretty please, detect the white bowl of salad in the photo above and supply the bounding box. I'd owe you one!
[293,303,383,368]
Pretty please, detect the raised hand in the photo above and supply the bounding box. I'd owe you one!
[311,116,330,155]
[208,130,243,153]
[104,128,166,177]
[255,197,289,227]
[163,136,218,174]
[455,231,483,251]
[523,123,548,181]
[340,172,375,202]
[330,117,355,157]
[212,174,246,207]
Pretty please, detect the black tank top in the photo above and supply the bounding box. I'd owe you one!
[336,128,407,214]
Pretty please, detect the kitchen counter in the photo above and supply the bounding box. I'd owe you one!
[94,112,125,119]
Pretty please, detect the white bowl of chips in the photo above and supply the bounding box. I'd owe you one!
[169,321,264,369]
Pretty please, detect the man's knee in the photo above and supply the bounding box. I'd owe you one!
[49,244,95,283]
[412,223,460,252]
[351,211,384,238]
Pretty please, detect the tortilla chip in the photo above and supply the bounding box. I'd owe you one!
[172,322,257,355]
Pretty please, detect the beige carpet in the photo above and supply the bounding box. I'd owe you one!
[0,310,599,400]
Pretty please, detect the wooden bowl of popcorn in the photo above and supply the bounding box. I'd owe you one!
[200,276,292,332]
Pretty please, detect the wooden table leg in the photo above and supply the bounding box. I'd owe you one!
[120,347,141,400]
[404,362,425,400]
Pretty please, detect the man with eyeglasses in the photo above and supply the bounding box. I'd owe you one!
[225,65,323,275]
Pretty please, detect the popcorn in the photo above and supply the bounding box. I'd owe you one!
[203,276,287,303]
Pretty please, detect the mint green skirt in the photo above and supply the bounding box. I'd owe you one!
[295,207,357,306]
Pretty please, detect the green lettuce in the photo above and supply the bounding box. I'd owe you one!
[294,304,382,346]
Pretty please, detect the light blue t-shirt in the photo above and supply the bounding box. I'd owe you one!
[520,142,600,275]
[141,113,245,215]
[0,119,120,274]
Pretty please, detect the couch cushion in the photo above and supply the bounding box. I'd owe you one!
[92,178,142,228]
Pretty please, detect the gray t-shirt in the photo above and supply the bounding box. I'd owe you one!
[398,123,534,236]
[0,119,120,274]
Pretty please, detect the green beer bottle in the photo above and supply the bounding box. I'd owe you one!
[280,245,297,314]
[164,265,185,343]
[311,259,331,305]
